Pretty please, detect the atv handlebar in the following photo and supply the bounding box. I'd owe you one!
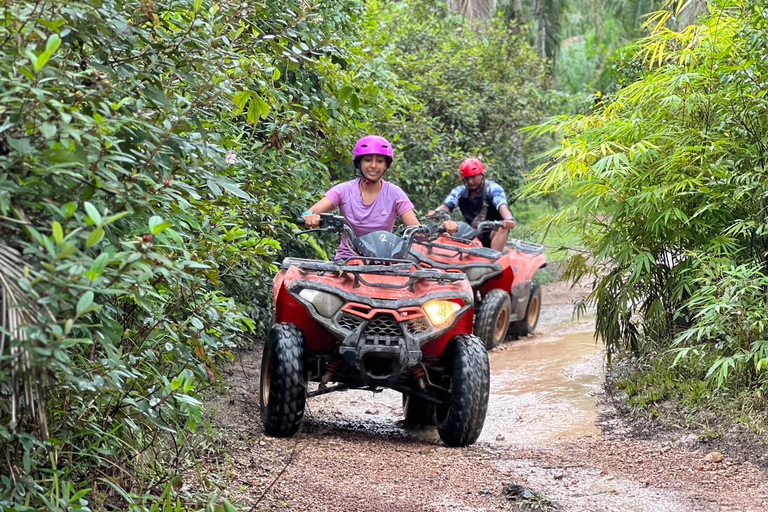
[476,220,504,232]
[404,223,447,242]
[296,213,356,243]
[297,214,446,256]
[426,209,452,222]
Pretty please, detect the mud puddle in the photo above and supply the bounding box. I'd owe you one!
[484,330,605,446]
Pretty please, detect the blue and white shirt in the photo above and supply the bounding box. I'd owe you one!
[443,180,508,214]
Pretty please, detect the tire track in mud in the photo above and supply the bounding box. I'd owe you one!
[201,281,768,511]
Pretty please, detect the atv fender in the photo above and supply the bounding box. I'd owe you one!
[510,280,532,322]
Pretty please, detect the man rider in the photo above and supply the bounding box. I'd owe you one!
[427,158,515,252]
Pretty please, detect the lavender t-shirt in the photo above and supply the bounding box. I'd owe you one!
[325,179,415,260]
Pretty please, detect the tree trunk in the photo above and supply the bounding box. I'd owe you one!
[447,0,498,21]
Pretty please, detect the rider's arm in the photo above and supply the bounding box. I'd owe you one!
[427,186,462,217]
[487,182,515,229]
[303,197,335,228]
[400,210,420,226]
[427,204,451,217]
[306,197,335,215]
[498,204,515,230]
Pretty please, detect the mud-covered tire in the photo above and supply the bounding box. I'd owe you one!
[402,394,434,427]
[260,323,306,437]
[436,335,490,447]
[474,289,512,350]
[511,281,542,337]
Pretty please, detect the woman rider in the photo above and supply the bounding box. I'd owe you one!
[302,135,457,260]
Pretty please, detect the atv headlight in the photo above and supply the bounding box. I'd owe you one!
[423,300,461,327]
[298,289,344,318]
[464,266,497,282]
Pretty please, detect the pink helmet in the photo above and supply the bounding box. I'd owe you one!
[353,135,394,168]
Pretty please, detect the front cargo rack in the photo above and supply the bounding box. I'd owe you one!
[282,257,466,291]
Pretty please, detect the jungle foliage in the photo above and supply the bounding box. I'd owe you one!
[525,0,768,398]
[366,0,555,211]
[0,0,551,510]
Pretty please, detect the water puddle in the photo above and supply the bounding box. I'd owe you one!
[480,330,605,445]
[303,326,605,447]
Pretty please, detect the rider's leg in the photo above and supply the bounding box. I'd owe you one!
[490,228,509,252]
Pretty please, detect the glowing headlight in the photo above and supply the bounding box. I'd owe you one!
[298,289,344,318]
[464,266,496,282]
[423,300,461,327]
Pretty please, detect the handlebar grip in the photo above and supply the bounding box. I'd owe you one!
[437,226,447,233]
[296,217,306,226]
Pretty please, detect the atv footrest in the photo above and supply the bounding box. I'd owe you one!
[394,385,444,405]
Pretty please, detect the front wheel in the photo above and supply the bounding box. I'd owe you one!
[511,281,542,337]
[260,323,307,437]
[474,289,512,350]
[436,335,490,447]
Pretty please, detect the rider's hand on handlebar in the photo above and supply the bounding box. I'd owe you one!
[442,220,458,235]
[501,219,516,230]
[303,213,321,228]
[426,210,436,219]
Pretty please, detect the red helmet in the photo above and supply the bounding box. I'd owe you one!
[459,158,485,178]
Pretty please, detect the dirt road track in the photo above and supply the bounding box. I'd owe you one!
[200,281,768,511]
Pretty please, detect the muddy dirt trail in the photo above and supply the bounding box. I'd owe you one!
[202,281,768,511]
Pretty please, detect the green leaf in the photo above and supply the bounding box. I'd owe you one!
[171,374,184,391]
[247,95,270,124]
[6,137,34,154]
[56,242,77,259]
[52,221,63,245]
[216,179,250,199]
[87,253,110,281]
[149,215,171,235]
[62,202,77,218]
[76,291,94,316]
[232,91,250,111]
[86,227,104,248]
[44,147,79,164]
[40,122,57,139]
[339,85,353,100]
[46,33,61,53]
[84,202,102,226]
[103,211,130,225]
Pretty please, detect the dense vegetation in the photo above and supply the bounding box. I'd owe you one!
[526,0,768,415]
[0,0,552,509]
[367,0,554,209]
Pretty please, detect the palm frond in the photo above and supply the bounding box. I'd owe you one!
[0,241,51,438]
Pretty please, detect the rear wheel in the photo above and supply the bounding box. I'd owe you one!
[402,394,434,427]
[260,323,306,437]
[474,289,512,350]
[436,335,490,447]
[511,281,542,337]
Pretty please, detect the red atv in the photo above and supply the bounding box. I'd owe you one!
[261,214,490,446]
[410,218,547,350]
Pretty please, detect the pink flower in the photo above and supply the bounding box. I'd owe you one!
[225,150,236,166]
